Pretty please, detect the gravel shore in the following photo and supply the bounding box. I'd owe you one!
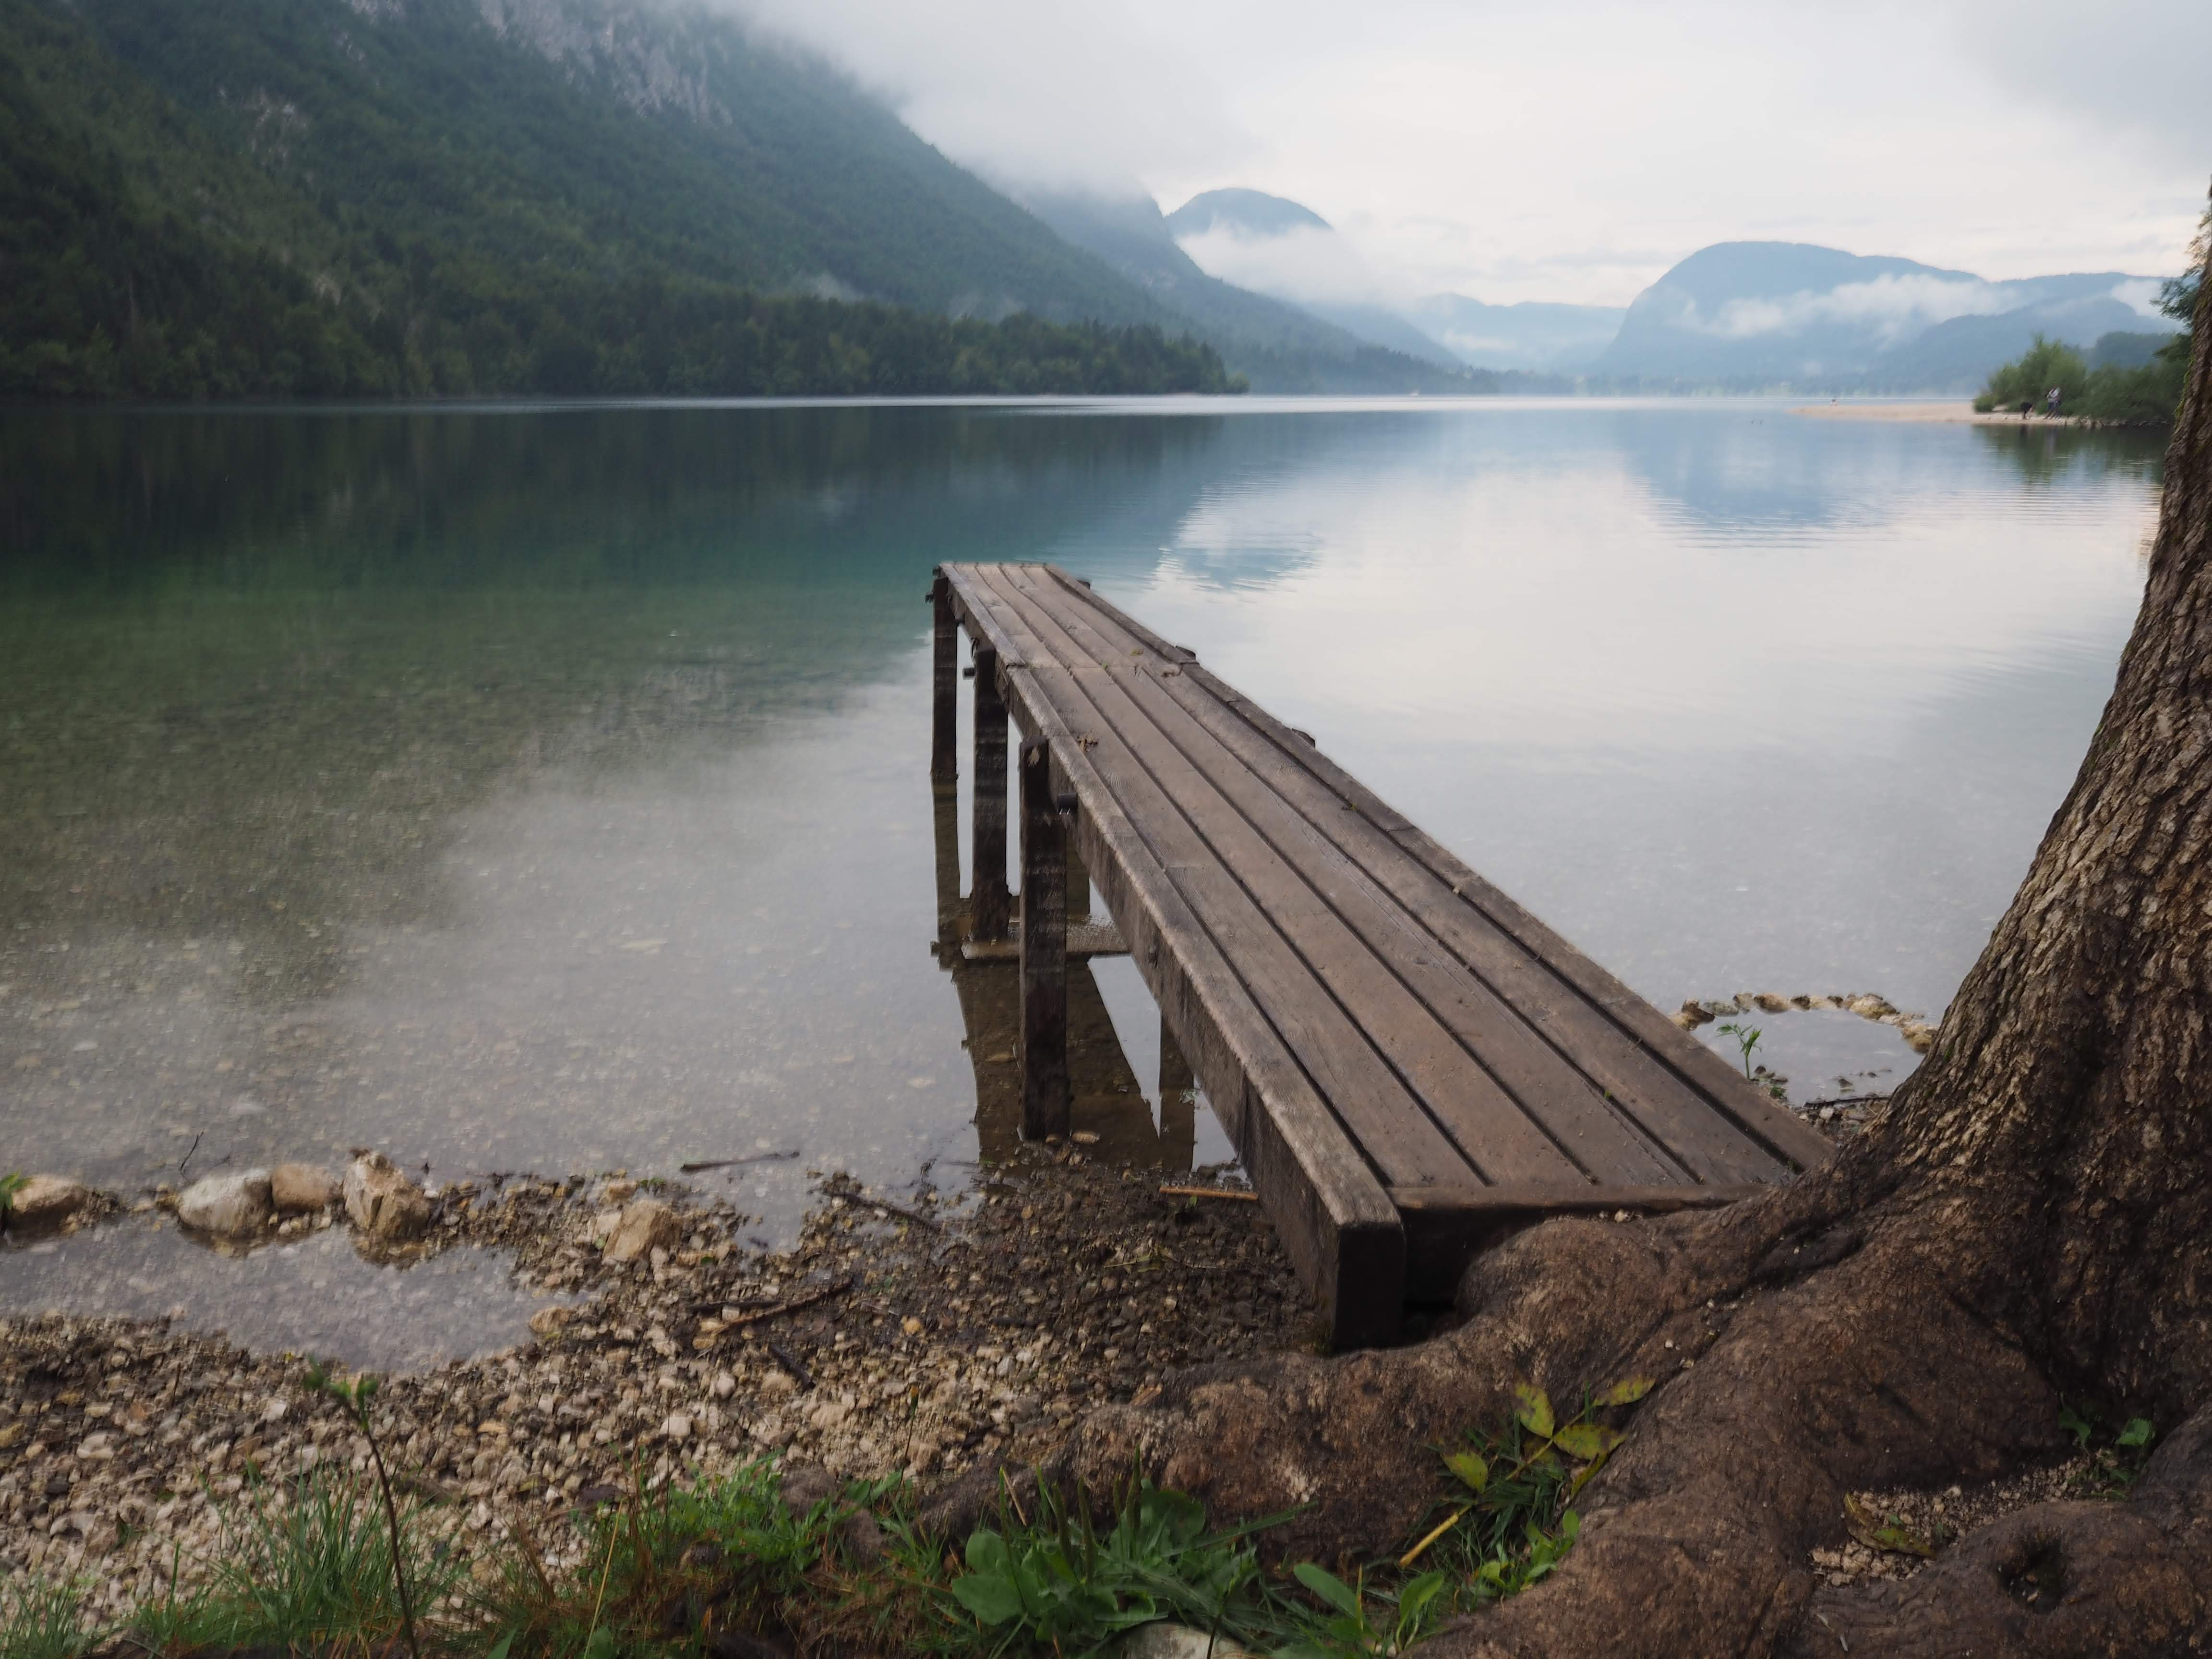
[0,1147,1310,1618]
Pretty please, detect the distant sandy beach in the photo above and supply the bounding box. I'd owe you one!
[1791,401,2078,426]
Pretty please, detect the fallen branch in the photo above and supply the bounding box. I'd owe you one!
[678,1149,800,1173]
[767,1340,815,1391]
[1158,1185,1259,1202]
[708,1276,853,1333]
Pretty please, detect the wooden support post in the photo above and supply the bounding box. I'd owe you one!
[930,573,958,788]
[1050,750,1093,917]
[1159,1014,1197,1171]
[930,770,964,945]
[971,644,1010,941]
[1020,739,1070,1141]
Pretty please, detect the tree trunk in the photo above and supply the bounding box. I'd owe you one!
[927,250,2212,1655]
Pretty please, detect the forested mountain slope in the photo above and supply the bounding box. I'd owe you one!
[0,0,1238,397]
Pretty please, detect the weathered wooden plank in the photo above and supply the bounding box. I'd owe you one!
[1020,739,1071,1142]
[1002,565,1700,1186]
[945,565,1405,1346]
[987,566,1603,1184]
[1045,567,1830,1175]
[1392,1181,1772,1299]
[971,642,1010,943]
[970,563,1515,1186]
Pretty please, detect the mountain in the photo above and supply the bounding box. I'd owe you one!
[1162,187,1470,371]
[1409,296,1628,373]
[0,0,1238,397]
[1595,241,2174,388]
[1164,189,1334,240]
[1025,189,1496,391]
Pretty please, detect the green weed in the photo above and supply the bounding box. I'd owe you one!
[155,1470,461,1655]
[946,1467,1277,1656]
[0,1576,95,1659]
[1715,1022,1762,1080]
[2059,1402,2158,1496]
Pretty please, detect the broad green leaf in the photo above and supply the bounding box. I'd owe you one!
[1514,1384,1555,1439]
[1552,1424,1620,1461]
[484,1637,514,1659]
[1597,1375,1655,1407]
[1398,1570,1446,1622]
[2118,1418,2154,1448]
[1293,1561,1363,1617]
[964,1529,1010,1575]
[1443,1449,1490,1492]
[950,1572,1027,1625]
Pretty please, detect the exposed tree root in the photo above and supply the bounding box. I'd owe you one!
[925,1169,2206,1655]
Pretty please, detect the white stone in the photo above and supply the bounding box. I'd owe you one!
[711,1372,737,1399]
[177,1170,273,1238]
[1112,1624,1257,1659]
[662,1413,693,1441]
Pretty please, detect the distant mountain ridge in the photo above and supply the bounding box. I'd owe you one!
[1026,188,1494,390]
[1596,241,2173,388]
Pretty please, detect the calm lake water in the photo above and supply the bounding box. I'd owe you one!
[0,397,2166,1358]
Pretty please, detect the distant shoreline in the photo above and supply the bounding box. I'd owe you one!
[1792,401,2070,426]
[1790,401,2167,430]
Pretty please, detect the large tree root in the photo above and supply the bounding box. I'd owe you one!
[924,1175,2211,1655]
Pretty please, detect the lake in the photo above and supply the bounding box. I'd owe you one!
[0,398,2166,1352]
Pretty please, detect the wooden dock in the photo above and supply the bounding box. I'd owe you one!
[933,562,1830,1347]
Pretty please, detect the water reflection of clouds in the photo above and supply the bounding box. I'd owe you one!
[1130,410,2156,764]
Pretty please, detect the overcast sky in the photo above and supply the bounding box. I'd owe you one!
[734,0,2211,307]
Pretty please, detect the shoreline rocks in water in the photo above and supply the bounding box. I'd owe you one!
[0,1176,95,1239]
[175,1169,274,1240]
[0,1147,1311,1622]
[342,1150,432,1241]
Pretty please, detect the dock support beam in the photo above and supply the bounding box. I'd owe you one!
[1020,739,1070,1141]
[930,573,958,787]
[971,643,1010,942]
[1159,1015,1197,1170]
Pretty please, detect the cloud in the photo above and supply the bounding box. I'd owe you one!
[1686,275,2018,343]
[711,0,2209,306]
[1172,222,1391,307]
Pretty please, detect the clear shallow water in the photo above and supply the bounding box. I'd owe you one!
[0,398,2165,1357]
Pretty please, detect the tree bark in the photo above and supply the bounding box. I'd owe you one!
[927,249,2212,1655]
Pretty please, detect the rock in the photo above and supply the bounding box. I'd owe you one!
[662,1413,693,1441]
[711,1371,737,1399]
[1112,1625,1257,1659]
[778,1463,838,1516]
[4,1175,92,1237]
[600,1178,638,1204]
[839,1507,888,1565]
[344,1152,430,1240]
[529,1305,573,1337]
[269,1163,340,1213]
[602,1199,680,1263]
[177,1170,274,1238]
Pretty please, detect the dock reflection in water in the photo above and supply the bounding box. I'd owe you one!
[928,784,1196,1169]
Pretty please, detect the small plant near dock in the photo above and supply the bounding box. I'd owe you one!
[1716,1021,1763,1080]
[0,1171,27,1222]
[301,1360,429,1659]
[2057,1402,2158,1497]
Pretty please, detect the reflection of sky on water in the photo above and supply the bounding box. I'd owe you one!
[0,399,2164,1344]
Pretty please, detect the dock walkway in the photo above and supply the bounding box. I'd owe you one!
[933,563,1828,1347]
